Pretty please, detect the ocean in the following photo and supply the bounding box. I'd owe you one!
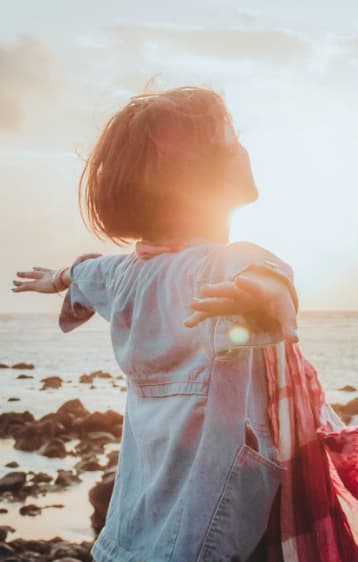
[0,311,357,542]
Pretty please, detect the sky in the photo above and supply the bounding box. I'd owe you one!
[1,0,358,313]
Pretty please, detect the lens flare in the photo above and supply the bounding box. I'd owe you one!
[229,325,250,345]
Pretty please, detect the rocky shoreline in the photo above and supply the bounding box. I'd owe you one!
[0,531,94,562]
[0,367,125,562]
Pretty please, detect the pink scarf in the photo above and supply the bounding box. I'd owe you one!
[263,343,358,561]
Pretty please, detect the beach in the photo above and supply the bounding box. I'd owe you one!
[0,311,357,560]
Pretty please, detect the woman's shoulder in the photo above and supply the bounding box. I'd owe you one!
[187,240,294,284]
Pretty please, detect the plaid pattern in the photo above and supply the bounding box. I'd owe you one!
[263,342,358,562]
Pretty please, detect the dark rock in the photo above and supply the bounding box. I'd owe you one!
[75,456,102,472]
[40,438,67,458]
[86,431,117,444]
[332,397,358,424]
[342,397,358,416]
[39,411,73,433]
[55,469,81,487]
[89,470,116,535]
[338,384,357,392]
[29,472,53,484]
[0,471,26,493]
[53,558,83,562]
[12,363,35,370]
[40,376,63,390]
[7,397,21,402]
[0,411,35,438]
[80,370,112,384]
[331,404,351,424]
[16,538,53,555]
[0,525,16,541]
[92,370,112,379]
[80,410,123,436]
[5,461,19,468]
[21,551,47,561]
[105,450,119,469]
[79,374,93,384]
[19,504,42,516]
[0,508,8,513]
[73,440,103,457]
[1,538,93,562]
[14,421,56,452]
[0,543,15,556]
[56,399,89,419]
[16,373,34,379]
[51,542,89,561]
[43,503,64,509]
[0,363,10,368]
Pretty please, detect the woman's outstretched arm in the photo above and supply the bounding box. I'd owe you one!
[12,252,124,332]
[12,265,72,293]
[12,252,103,295]
[185,268,299,343]
[184,242,299,344]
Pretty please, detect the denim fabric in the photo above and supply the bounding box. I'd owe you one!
[65,242,290,562]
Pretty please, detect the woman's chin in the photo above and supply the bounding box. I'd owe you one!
[235,183,259,207]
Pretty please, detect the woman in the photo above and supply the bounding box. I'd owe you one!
[13,86,357,561]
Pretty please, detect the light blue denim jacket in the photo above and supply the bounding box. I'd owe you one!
[60,241,291,562]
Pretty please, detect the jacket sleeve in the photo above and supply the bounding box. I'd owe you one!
[201,241,298,312]
[58,253,124,333]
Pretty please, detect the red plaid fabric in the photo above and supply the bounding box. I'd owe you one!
[263,342,358,562]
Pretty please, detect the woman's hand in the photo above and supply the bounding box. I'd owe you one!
[184,270,299,343]
[12,254,102,295]
[12,266,70,294]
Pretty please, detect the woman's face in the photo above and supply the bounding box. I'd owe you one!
[228,141,259,206]
[221,123,258,208]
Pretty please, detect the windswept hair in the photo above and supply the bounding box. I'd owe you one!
[79,85,239,245]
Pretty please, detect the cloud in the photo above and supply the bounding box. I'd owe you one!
[236,11,257,27]
[105,24,310,63]
[71,25,311,98]
[0,35,58,131]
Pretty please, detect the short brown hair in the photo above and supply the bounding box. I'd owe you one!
[79,85,239,245]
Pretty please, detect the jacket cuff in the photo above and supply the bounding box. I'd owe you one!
[58,253,103,333]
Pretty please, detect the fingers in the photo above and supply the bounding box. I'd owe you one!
[200,276,268,305]
[12,280,36,292]
[199,283,257,313]
[233,274,268,302]
[199,281,241,299]
[191,297,245,316]
[184,311,208,328]
[12,267,47,293]
[16,269,44,279]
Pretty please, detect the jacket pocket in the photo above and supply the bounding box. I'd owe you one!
[197,444,286,562]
